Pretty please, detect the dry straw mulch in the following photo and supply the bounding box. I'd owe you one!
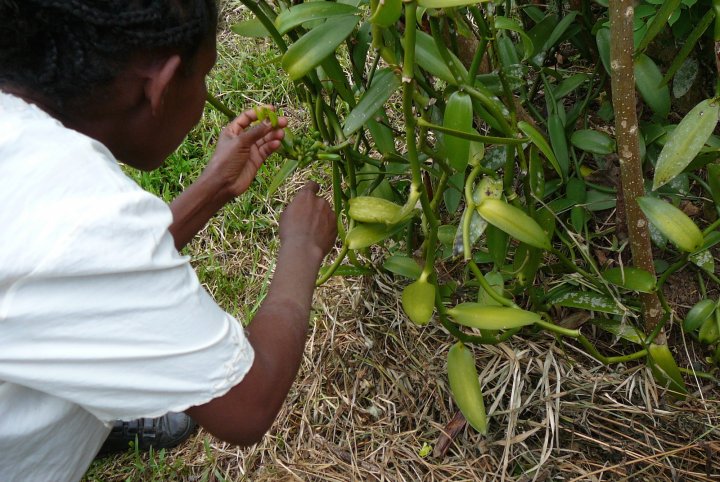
[93,266,719,481]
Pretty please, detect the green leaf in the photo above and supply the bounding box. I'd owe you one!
[637,196,704,252]
[602,267,656,293]
[653,99,720,190]
[635,54,670,119]
[274,2,359,34]
[547,114,569,179]
[661,9,714,86]
[570,129,616,155]
[494,16,534,60]
[637,0,682,53]
[552,73,589,100]
[411,31,468,85]
[550,291,625,315]
[231,18,270,38]
[545,12,578,52]
[647,343,687,396]
[383,255,423,279]
[418,0,488,6]
[596,28,611,74]
[689,250,715,275]
[343,69,400,137]
[592,318,645,344]
[708,163,720,205]
[281,15,359,81]
[268,158,299,197]
[672,57,698,98]
[518,121,563,179]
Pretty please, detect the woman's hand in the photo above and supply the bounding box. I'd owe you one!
[279,182,337,261]
[204,106,288,198]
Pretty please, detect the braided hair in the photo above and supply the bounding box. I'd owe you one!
[0,0,218,113]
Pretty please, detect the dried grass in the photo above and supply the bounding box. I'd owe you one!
[94,171,719,480]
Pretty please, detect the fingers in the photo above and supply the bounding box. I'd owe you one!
[302,180,321,194]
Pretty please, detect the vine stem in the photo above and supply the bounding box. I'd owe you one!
[468,260,516,308]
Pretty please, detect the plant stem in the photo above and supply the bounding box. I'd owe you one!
[609,0,664,336]
[468,260,516,307]
[205,92,236,120]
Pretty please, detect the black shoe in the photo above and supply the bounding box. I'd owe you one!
[96,412,197,458]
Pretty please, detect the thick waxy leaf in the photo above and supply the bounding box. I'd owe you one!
[548,114,569,179]
[647,343,687,396]
[447,342,487,434]
[553,73,589,100]
[637,0,682,53]
[550,291,625,315]
[637,197,704,252]
[447,304,540,330]
[592,318,644,345]
[707,163,720,205]
[370,0,402,28]
[476,199,551,250]
[444,91,473,171]
[410,31,468,85]
[268,158,299,197]
[319,264,374,277]
[652,98,720,190]
[343,69,400,137]
[274,2,359,34]
[281,15,359,81]
[494,16,534,60]
[602,267,656,293]
[419,0,488,7]
[596,28,611,74]
[635,54,670,119]
[402,278,436,325]
[570,129,616,155]
[231,19,270,38]
[383,255,423,279]
[518,121,563,179]
[661,9,714,86]
[672,57,698,98]
[690,249,715,274]
[683,299,716,331]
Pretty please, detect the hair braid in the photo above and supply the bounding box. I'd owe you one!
[0,0,218,113]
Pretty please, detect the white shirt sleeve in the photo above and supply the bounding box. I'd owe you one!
[0,187,255,422]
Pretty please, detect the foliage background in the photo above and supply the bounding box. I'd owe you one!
[84,0,720,480]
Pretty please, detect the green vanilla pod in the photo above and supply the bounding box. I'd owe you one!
[447,342,488,434]
[348,196,404,225]
[683,299,716,332]
[369,0,402,28]
[698,310,720,345]
[443,91,474,171]
[476,199,551,250]
[446,304,540,330]
[401,274,436,326]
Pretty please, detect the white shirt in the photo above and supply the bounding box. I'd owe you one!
[0,92,255,481]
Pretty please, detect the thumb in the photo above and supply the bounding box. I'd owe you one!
[303,181,321,195]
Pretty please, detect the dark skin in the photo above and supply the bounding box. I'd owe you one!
[8,35,337,445]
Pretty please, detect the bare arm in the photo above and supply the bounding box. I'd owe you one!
[185,182,337,445]
[169,108,287,250]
